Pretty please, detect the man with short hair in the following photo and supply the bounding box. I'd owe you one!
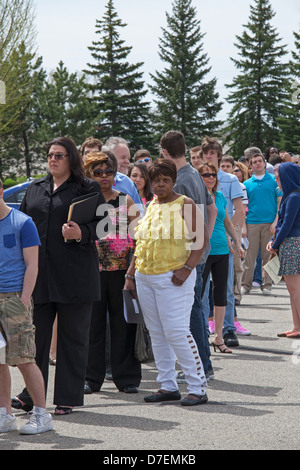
[102,136,131,175]
[190,146,203,170]
[242,150,282,295]
[133,149,152,167]
[81,137,103,160]
[201,136,244,347]
[0,179,53,435]
[160,130,217,383]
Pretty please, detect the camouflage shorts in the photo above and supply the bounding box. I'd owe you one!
[0,292,36,366]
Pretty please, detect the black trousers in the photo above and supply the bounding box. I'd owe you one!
[201,254,229,306]
[18,301,93,406]
[86,270,141,391]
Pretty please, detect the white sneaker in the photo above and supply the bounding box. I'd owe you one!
[241,287,250,295]
[0,407,17,433]
[261,288,272,296]
[19,412,53,435]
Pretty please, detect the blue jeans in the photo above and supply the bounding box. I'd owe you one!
[253,249,262,284]
[190,264,213,373]
[223,252,236,334]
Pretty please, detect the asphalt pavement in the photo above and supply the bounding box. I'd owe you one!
[1,281,299,452]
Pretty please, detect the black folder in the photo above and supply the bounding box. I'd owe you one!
[122,289,144,324]
[67,192,99,225]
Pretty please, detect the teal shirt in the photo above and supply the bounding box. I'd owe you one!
[244,173,282,224]
[210,191,229,255]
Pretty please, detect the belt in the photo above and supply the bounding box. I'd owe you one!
[0,292,20,299]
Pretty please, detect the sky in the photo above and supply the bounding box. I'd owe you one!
[34,0,300,120]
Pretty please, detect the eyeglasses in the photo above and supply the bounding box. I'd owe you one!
[93,168,114,177]
[201,173,217,179]
[47,153,68,161]
[138,158,150,163]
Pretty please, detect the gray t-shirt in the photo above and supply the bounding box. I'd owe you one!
[174,163,213,265]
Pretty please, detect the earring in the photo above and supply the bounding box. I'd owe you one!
[113,180,116,186]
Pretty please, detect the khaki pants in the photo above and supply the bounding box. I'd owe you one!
[242,223,273,291]
[233,226,243,301]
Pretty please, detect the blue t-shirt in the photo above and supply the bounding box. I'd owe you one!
[0,208,40,292]
[244,172,282,224]
[217,170,243,219]
[210,191,229,255]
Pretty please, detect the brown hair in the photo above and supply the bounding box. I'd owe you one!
[148,158,177,183]
[200,136,222,160]
[128,162,154,202]
[133,149,151,162]
[198,162,219,193]
[160,130,186,159]
[81,137,103,155]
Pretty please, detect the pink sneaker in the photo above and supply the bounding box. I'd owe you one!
[235,321,251,336]
[208,320,215,334]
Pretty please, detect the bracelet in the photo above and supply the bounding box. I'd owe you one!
[125,273,135,280]
[183,264,193,272]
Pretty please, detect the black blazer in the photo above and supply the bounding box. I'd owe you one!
[20,174,105,304]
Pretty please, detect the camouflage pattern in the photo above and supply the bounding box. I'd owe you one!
[0,293,36,366]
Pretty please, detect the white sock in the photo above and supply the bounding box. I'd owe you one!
[33,406,46,415]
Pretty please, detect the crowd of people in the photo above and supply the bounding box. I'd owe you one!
[0,131,299,435]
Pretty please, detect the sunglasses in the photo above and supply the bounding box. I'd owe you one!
[93,168,114,177]
[233,169,241,173]
[138,158,150,163]
[47,153,68,161]
[201,173,217,178]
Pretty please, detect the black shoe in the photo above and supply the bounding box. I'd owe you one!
[181,393,208,406]
[223,330,239,347]
[144,389,181,403]
[11,397,33,413]
[122,386,138,394]
[84,382,99,394]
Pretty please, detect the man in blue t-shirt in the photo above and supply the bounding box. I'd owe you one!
[242,151,282,295]
[0,179,53,435]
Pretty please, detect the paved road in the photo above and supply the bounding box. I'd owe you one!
[1,282,299,452]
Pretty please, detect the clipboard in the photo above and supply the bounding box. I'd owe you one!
[65,192,99,242]
[122,289,144,324]
[263,254,282,284]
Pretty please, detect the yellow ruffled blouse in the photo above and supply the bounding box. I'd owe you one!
[134,195,193,275]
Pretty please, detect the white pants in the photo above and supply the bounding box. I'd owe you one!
[135,270,207,395]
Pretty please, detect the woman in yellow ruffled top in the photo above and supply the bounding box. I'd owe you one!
[124,158,210,406]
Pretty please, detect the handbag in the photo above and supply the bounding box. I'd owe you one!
[134,323,154,364]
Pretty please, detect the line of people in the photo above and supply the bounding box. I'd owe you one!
[1,131,300,435]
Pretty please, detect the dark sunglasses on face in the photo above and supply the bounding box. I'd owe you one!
[138,158,150,163]
[201,173,217,178]
[233,169,241,173]
[93,168,114,177]
[47,153,68,160]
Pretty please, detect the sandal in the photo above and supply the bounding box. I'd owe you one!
[211,341,232,354]
[54,406,74,415]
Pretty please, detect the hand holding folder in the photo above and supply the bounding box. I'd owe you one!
[64,192,99,242]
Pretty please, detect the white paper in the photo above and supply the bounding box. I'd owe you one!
[0,332,6,349]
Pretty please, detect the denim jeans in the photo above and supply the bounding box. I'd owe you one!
[190,264,213,374]
[223,252,236,334]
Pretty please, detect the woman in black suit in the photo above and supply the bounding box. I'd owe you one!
[12,136,105,415]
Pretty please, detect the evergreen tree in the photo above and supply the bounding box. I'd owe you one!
[0,42,43,178]
[35,61,96,145]
[84,0,151,149]
[224,0,289,156]
[150,0,222,147]
[277,29,300,153]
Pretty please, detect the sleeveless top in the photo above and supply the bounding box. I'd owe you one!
[96,193,135,271]
[134,195,192,275]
